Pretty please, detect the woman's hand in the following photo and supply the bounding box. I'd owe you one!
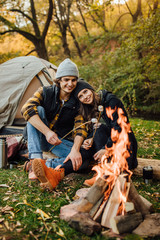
[94,149,106,162]
[82,138,93,150]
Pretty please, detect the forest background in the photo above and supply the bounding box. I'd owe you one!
[0,0,160,119]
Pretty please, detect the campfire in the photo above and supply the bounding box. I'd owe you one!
[60,107,158,237]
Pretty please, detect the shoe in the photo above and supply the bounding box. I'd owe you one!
[23,160,31,172]
[83,174,97,187]
[23,159,38,181]
[32,158,65,191]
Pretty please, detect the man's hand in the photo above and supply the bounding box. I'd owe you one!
[94,149,106,162]
[64,148,82,171]
[82,138,93,150]
[45,130,62,145]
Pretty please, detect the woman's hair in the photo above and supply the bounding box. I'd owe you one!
[79,90,100,129]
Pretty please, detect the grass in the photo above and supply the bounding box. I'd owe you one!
[130,118,160,160]
[0,117,160,240]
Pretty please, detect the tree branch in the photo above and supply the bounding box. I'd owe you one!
[113,12,130,30]
[125,1,133,17]
[25,48,36,56]
[10,9,35,24]
[30,0,41,37]
[42,0,53,39]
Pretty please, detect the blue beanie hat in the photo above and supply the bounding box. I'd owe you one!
[55,58,79,79]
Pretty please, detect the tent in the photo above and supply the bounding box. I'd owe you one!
[0,56,57,134]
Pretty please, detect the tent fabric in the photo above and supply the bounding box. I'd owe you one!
[0,56,57,130]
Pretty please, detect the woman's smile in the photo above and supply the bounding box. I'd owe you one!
[78,89,94,104]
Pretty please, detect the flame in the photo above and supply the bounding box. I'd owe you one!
[93,107,133,215]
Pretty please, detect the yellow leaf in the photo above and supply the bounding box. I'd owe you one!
[56,228,66,239]
[16,199,35,208]
[36,209,50,220]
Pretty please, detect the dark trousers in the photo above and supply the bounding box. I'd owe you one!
[61,124,110,175]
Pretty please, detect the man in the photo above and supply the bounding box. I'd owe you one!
[21,58,87,180]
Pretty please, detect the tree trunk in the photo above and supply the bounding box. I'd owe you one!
[61,31,71,57]
[34,39,49,60]
[132,0,143,23]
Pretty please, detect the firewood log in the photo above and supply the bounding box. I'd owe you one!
[133,213,160,237]
[68,212,101,236]
[110,212,143,234]
[101,175,127,228]
[75,177,108,213]
[89,196,104,218]
[128,181,150,217]
[139,195,154,213]
[124,202,135,213]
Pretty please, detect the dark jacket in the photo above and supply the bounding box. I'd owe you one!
[21,85,81,138]
[98,90,138,169]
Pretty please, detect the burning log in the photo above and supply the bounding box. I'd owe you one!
[60,177,107,221]
[93,198,108,222]
[101,174,129,228]
[89,196,104,219]
[110,212,143,234]
[76,177,108,212]
[128,181,151,217]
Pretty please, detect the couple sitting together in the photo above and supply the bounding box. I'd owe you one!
[21,58,138,191]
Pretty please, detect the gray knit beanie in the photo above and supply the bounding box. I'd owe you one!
[55,58,79,79]
[74,80,94,98]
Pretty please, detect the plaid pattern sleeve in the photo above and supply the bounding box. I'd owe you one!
[21,87,43,121]
[73,115,88,139]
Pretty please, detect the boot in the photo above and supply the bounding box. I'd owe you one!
[23,160,31,172]
[83,174,97,187]
[32,158,65,191]
[23,160,37,181]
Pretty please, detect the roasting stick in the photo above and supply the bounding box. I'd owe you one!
[48,119,94,152]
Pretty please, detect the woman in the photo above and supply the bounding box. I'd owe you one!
[74,80,138,173]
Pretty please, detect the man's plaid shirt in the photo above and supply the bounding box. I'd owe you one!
[21,87,88,139]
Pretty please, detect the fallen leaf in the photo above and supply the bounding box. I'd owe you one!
[16,221,21,227]
[1,205,14,213]
[9,211,15,217]
[0,184,9,188]
[29,230,39,240]
[0,218,4,223]
[65,193,71,203]
[3,197,10,201]
[56,228,66,239]
[16,228,23,233]
[36,209,50,220]
[4,221,10,230]
[16,199,35,208]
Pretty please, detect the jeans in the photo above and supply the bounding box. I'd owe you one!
[27,106,73,168]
